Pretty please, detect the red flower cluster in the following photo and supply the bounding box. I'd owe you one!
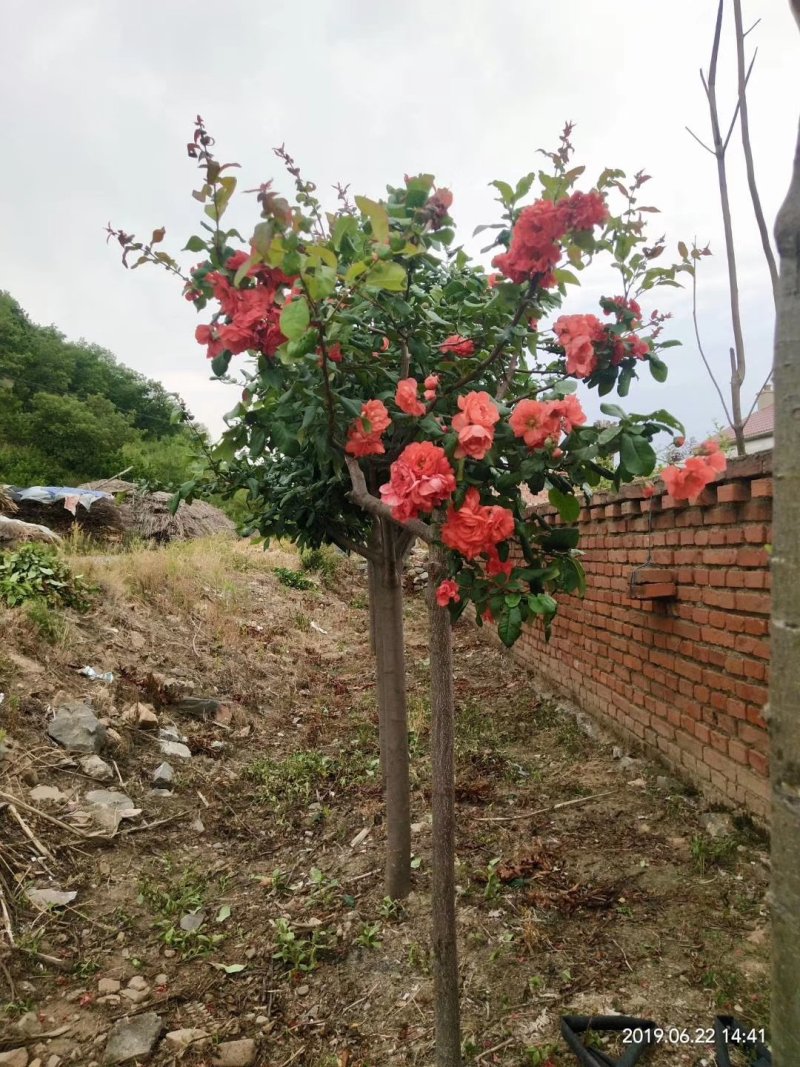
[509,396,586,450]
[451,390,500,460]
[345,399,391,457]
[395,378,426,416]
[379,442,456,521]
[492,190,608,286]
[424,374,439,401]
[553,314,605,377]
[661,440,727,502]
[195,260,295,361]
[439,335,475,357]
[441,487,515,560]
[436,579,461,607]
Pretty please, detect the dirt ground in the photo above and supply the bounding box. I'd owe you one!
[0,538,770,1066]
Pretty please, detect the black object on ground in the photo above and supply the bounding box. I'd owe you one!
[560,1015,656,1066]
[714,1015,772,1066]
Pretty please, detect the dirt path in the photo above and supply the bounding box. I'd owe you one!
[0,540,769,1065]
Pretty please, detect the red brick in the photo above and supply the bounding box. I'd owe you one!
[751,477,773,498]
[748,750,769,777]
[734,590,771,615]
[728,739,748,765]
[717,482,751,504]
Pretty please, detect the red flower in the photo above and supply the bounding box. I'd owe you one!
[509,396,586,450]
[485,549,514,577]
[327,343,343,363]
[436,579,461,607]
[562,189,609,231]
[395,378,426,416]
[451,391,500,460]
[492,198,567,285]
[441,487,514,560]
[440,335,475,357]
[195,323,225,361]
[661,440,726,502]
[554,314,605,378]
[379,442,456,521]
[423,374,440,401]
[345,399,391,457]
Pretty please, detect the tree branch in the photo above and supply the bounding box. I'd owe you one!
[733,0,780,305]
[327,529,380,563]
[345,456,434,543]
[690,259,735,429]
[686,126,716,156]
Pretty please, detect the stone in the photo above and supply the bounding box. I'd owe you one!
[26,887,77,909]
[47,703,106,754]
[164,1029,208,1053]
[136,705,159,731]
[29,785,66,805]
[152,762,174,788]
[211,1039,256,1067]
[85,790,138,815]
[105,728,123,750]
[700,811,733,839]
[0,1051,29,1067]
[29,1060,41,1067]
[154,973,168,985]
[15,1011,42,1037]
[158,726,183,743]
[127,975,148,991]
[97,978,121,995]
[179,911,205,933]
[175,696,221,720]
[104,1013,163,1063]
[159,740,191,760]
[46,1056,61,1067]
[80,755,114,782]
[121,987,149,1004]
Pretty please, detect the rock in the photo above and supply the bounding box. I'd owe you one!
[700,811,733,839]
[179,911,205,933]
[612,745,623,760]
[47,703,106,754]
[127,975,148,991]
[104,1013,163,1064]
[149,789,173,798]
[0,1050,29,1067]
[159,740,191,760]
[15,1012,42,1037]
[154,973,168,985]
[46,1057,60,1067]
[29,785,66,804]
[175,696,221,720]
[136,705,159,731]
[105,728,123,749]
[29,1059,41,1067]
[158,726,183,743]
[164,1029,208,1053]
[152,763,174,788]
[618,756,643,771]
[98,978,121,995]
[85,790,138,815]
[26,887,77,909]
[80,755,114,782]
[97,995,121,1006]
[211,1039,256,1067]
[121,987,149,1004]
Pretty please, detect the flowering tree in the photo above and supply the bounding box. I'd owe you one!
[110,119,690,1065]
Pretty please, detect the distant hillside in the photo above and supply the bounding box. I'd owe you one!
[0,292,206,488]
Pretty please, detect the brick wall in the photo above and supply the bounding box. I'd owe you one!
[513,451,772,818]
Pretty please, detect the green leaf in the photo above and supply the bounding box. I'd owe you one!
[344,261,368,284]
[184,235,207,253]
[364,261,407,292]
[332,215,357,250]
[649,356,668,382]
[599,402,627,420]
[548,489,580,523]
[233,254,258,287]
[216,905,232,923]
[280,297,311,341]
[619,433,657,476]
[490,180,514,205]
[355,196,389,245]
[498,605,523,647]
[210,963,246,974]
[210,351,232,378]
[539,527,580,551]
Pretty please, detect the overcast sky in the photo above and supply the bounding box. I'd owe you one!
[2,0,798,442]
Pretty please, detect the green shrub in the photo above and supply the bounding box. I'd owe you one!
[0,544,92,611]
[273,566,315,590]
[299,545,340,580]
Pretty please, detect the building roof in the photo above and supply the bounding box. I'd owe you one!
[741,404,774,439]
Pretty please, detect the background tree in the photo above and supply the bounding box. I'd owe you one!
[685,0,780,455]
[0,292,203,486]
[770,1,800,1060]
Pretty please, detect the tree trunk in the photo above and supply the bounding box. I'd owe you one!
[770,111,800,1067]
[427,539,461,1067]
[370,519,412,900]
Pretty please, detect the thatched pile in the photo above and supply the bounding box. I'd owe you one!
[80,481,236,543]
[0,486,18,514]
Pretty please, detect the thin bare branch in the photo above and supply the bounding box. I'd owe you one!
[345,456,434,543]
[722,50,756,152]
[686,126,716,156]
[742,367,773,426]
[733,0,780,304]
[495,352,519,401]
[690,262,735,428]
[400,343,411,379]
[742,16,761,37]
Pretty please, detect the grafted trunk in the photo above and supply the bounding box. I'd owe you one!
[369,519,411,900]
[427,538,461,1067]
[770,109,800,1067]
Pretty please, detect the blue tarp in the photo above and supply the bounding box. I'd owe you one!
[8,486,112,514]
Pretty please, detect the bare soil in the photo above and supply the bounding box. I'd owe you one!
[0,539,770,1066]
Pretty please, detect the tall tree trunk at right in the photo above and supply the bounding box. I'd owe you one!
[770,109,800,1067]
[427,538,461,1067]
